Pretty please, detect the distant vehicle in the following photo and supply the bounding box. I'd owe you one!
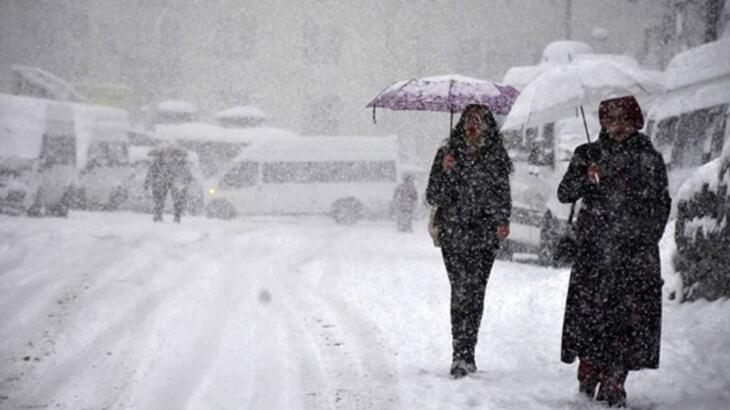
[0,95,76,216]
[644,36,730,213]
[205,136,400,223]
[121,145,205,215]
[154,122,299,179]
[0,93,132,215]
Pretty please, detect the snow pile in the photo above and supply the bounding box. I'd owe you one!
[213,106,266,120]
[156,100,198,114]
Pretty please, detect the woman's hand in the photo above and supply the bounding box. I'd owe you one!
[587,162,600,184]
[442,153,456,171]
[497,224,510,240]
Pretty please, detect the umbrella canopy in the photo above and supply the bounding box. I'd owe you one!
[501,59,666,132]
[367,74,520,118]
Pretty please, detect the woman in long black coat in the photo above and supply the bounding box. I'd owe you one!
[558,96,671,407]
[426,104,512,378]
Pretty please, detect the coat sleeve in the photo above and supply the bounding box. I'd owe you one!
[425,147,455,207]
[557,144,598,204]
[493,149,511,226]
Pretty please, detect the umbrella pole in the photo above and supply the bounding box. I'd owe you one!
[450,108,454,130]
[579,105,591,143]
[372,106,377,124]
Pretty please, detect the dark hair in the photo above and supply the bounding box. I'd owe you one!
[448,104,513,173]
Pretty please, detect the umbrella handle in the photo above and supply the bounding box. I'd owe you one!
[580,106,591,143]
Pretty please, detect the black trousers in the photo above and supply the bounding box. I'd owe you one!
[441,243,496,362]
[152,184,186,220]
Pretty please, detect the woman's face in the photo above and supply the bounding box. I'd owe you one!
[463,109,487,137]
[604,104,636,142]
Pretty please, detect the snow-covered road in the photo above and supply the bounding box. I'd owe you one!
[0,212,728,410]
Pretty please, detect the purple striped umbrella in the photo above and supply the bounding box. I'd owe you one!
[366,74,520,125]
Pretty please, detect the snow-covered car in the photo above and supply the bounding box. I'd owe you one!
[673,143,730,302]
[120,145,205,216]
[644,36,730,215]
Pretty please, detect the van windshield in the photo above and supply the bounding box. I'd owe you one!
[221,161,258,188]
[262,161,397,184]
[40,134,76,167]
[87,141,128,168]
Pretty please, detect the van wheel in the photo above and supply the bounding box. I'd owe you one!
[206,199,237,220]
[331,197,363,225]
[105,187,127,211]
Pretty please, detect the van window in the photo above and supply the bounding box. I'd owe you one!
[262,161,397,184]
[221,161,258,188]
[40,134,76,167]
[87,141,128,168]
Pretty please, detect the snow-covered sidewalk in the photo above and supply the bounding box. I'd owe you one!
[0,212,728,409]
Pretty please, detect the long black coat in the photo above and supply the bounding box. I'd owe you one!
[426,134,511,251]
[558,131,670,370]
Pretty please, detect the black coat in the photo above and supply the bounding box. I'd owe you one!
[558,131,671,370]
[426,134,511,251]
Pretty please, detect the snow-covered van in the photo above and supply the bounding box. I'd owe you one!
[72,102,131,210]
[644,37,730,211]
[0,93,131,215]
[205,136,400,223]
[0,95,76,216]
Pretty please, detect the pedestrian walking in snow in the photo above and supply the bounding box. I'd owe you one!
[557,96,671,407]
[392,174,418,232]
[426,104,512,378]
[144,146,193,223]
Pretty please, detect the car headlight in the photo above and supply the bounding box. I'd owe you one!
[208,187,217,195]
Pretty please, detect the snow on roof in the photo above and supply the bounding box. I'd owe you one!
[234,136,399,163]
[213,105,267,120]
[11,65,88,103]
[154,122,299,144]
[541,41,594,64]
[156,100,198,114]
[647,80,730,120]
[665,37,730,89]
[502,64,555,91]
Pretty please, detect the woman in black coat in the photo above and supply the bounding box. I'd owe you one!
[426,104,512,378]
[558,96,671,407]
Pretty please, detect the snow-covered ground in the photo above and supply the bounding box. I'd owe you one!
[0,212,728,410]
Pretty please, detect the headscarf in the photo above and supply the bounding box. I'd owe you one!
[598,95,644,130]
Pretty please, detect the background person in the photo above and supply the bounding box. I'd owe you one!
[557,96,671,407]
[144,146,193,223]
[392,174,418,232]
[426,104,512,378]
